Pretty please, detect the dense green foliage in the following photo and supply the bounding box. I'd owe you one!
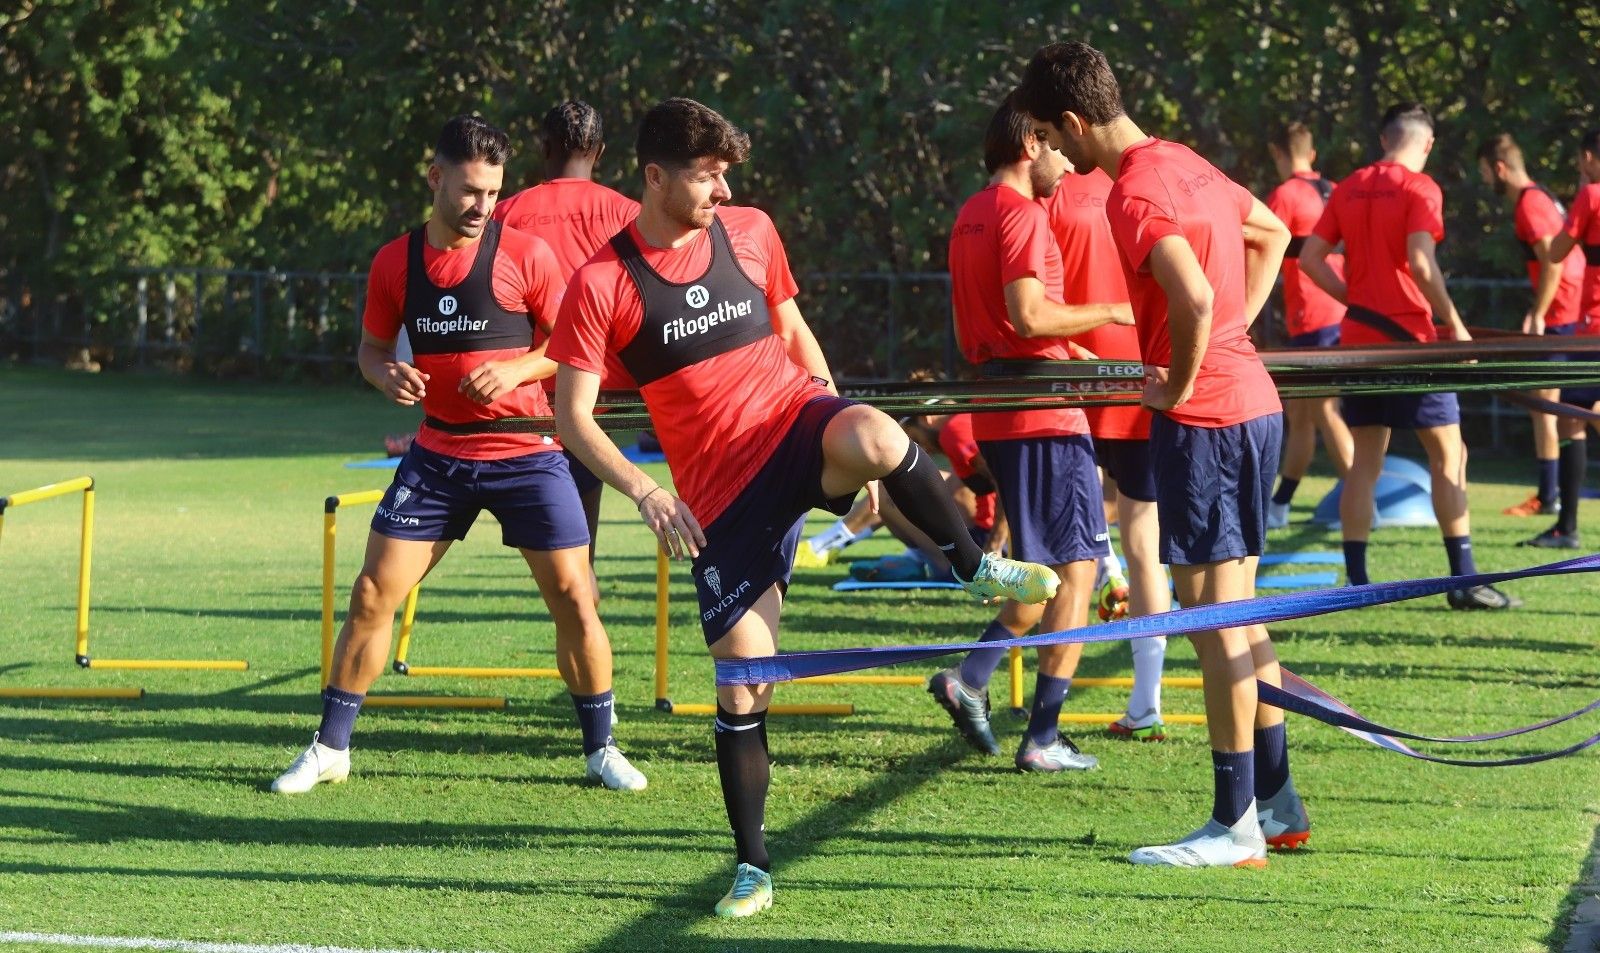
[5,366,1600,951]
[4,2,1597,291]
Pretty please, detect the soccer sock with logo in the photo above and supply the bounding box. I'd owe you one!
[317,686,365,751]
[880,443,984,580]
[957,620,1015,690]
[1212,749,1255,828]
[1025,673,1071,746]
[714,706,771,872]
[1342,540,1369,586]
[1558,439,1586,535]
[571,690,615,756]
[1442,535,1477,576]
[1538,457,1560,507]
[1253,723,1291,799]
[1271,477,1300,507]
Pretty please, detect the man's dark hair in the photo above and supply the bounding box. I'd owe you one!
[1581,129,1600,157]
[542,101,604,158]
[1271,121,1315,159]
[1380,102,1434,146]
[1476,132,1523,170]
[1014,41,1125,128]
[434,114,512,166]
[984,97,1037,174]
[636,98,750,170]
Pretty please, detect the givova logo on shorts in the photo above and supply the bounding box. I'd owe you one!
[701,564,752,621]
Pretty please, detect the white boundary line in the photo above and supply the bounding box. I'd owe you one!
[0,933,492,953]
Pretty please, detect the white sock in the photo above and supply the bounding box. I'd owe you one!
[807,519,854,553]
[1127,635,1167,721]
[1100,540,1124,580]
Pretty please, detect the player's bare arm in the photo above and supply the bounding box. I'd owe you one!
[1298,235,1346,304]
[1142,235,1213,411]
[358,328,429,406]
[1406,231,1471,341]
[1523,233,1568,333]
[1240,197,1292,327]
[771,297,837,394]
[1003,276,1134,338]
[459,344,558,406]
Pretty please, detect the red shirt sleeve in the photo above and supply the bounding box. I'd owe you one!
[1266,184,1293,230]
[1563,188,1596,240]
[360,240,406,339]
[996,202,1058,286]
[548,264,623,377]
[1405,176,1445,242]
[1231,178,1253,222]
[1311,189,1343,245]
[1109,191,1183,273]
[520,237,565,333]
[758,214,800,307]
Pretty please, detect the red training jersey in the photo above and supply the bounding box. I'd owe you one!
[1266,171,1346,337]
[1041,168,1149,440]
[936,412,996,531]
[547,206,825,527]
[1513,184,1585,329]
[1311,161,1444,345]
[362,226,564,460]
[1106,138,1281,428]
[949,183,1089,442]
[493,178,642,282]
[1561,183,1600,331]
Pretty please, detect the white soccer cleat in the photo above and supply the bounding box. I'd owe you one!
[1129,809,1268,868]
[585,745,648,791]
[270,732,351,794]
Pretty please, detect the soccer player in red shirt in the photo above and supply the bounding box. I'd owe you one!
[1264,122,1353,527]
[1018,41,1304,868]
[549,98,1059,917]
[494,101,642,559]
[1041,158,1171,741]
[1528,128,1600,548]
[1300,104,1520,610]
[928,99,1136,769]
[1477,133,1587,521]
[270,115,648,796]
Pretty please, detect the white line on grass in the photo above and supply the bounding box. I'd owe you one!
[0,933,492,953]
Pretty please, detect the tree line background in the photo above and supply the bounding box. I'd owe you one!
[2,0,1597,375]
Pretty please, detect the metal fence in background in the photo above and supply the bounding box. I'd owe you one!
[0,268,1546,449]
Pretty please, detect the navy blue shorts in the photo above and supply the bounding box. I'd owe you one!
[693,396,857,645]
[1093,437,1157,503]
[373,443,590,551]
[563,448,604,497]
[1149,413,1281,566]
[1545,321,1579,363]
[978,435,1108,566]
[1340,392,1460,429]
[1288,325,1340,349]
[1562,386,1600,408]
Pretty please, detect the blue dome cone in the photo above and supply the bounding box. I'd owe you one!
[1311,455,1437,529]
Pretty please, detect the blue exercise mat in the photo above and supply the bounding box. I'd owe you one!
[1258,551,1341,567]
[344,458,401,469]
[621,444,667,464]
[835,570,1337,594]
[1256,571,1338,589]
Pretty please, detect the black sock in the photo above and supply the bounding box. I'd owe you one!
[1342,541,1369,586]
[1443,535,1477,576]
[1025,674,1071,746]
[714,706,771,871]
[880,443,983,580]
[1253,723,1290,800]
[317,686,365,751]
[571,690,615,756]
[957,620,1012,690]
[1211,749,1255,828]
[1271,477,1300,506]
[1538,458,1560,506]
[1559,439,1586,534]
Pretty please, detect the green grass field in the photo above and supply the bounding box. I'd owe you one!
[2,364,1599,953]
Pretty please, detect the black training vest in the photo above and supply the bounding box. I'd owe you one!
[1283,175,1335,260]
[401,220,531,355]
[1516,184,1567,262]
[611,217,773,386]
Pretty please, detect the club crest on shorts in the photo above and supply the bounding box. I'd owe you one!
[394,487,412,508]
[704,565,723,598]
[438,294,458,316]
[685,284,711,309]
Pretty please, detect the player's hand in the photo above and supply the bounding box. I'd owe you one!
[1109,303,1136,327]
[1521,310,1544,336]
[382,363,429,406]
[1441,320,1473,343]
[459,359,521,405]
[1140,365,1189,411]
[864,480,881,515]
[638,486,705,559]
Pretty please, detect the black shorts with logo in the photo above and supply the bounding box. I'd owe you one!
[692,395,856,645]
